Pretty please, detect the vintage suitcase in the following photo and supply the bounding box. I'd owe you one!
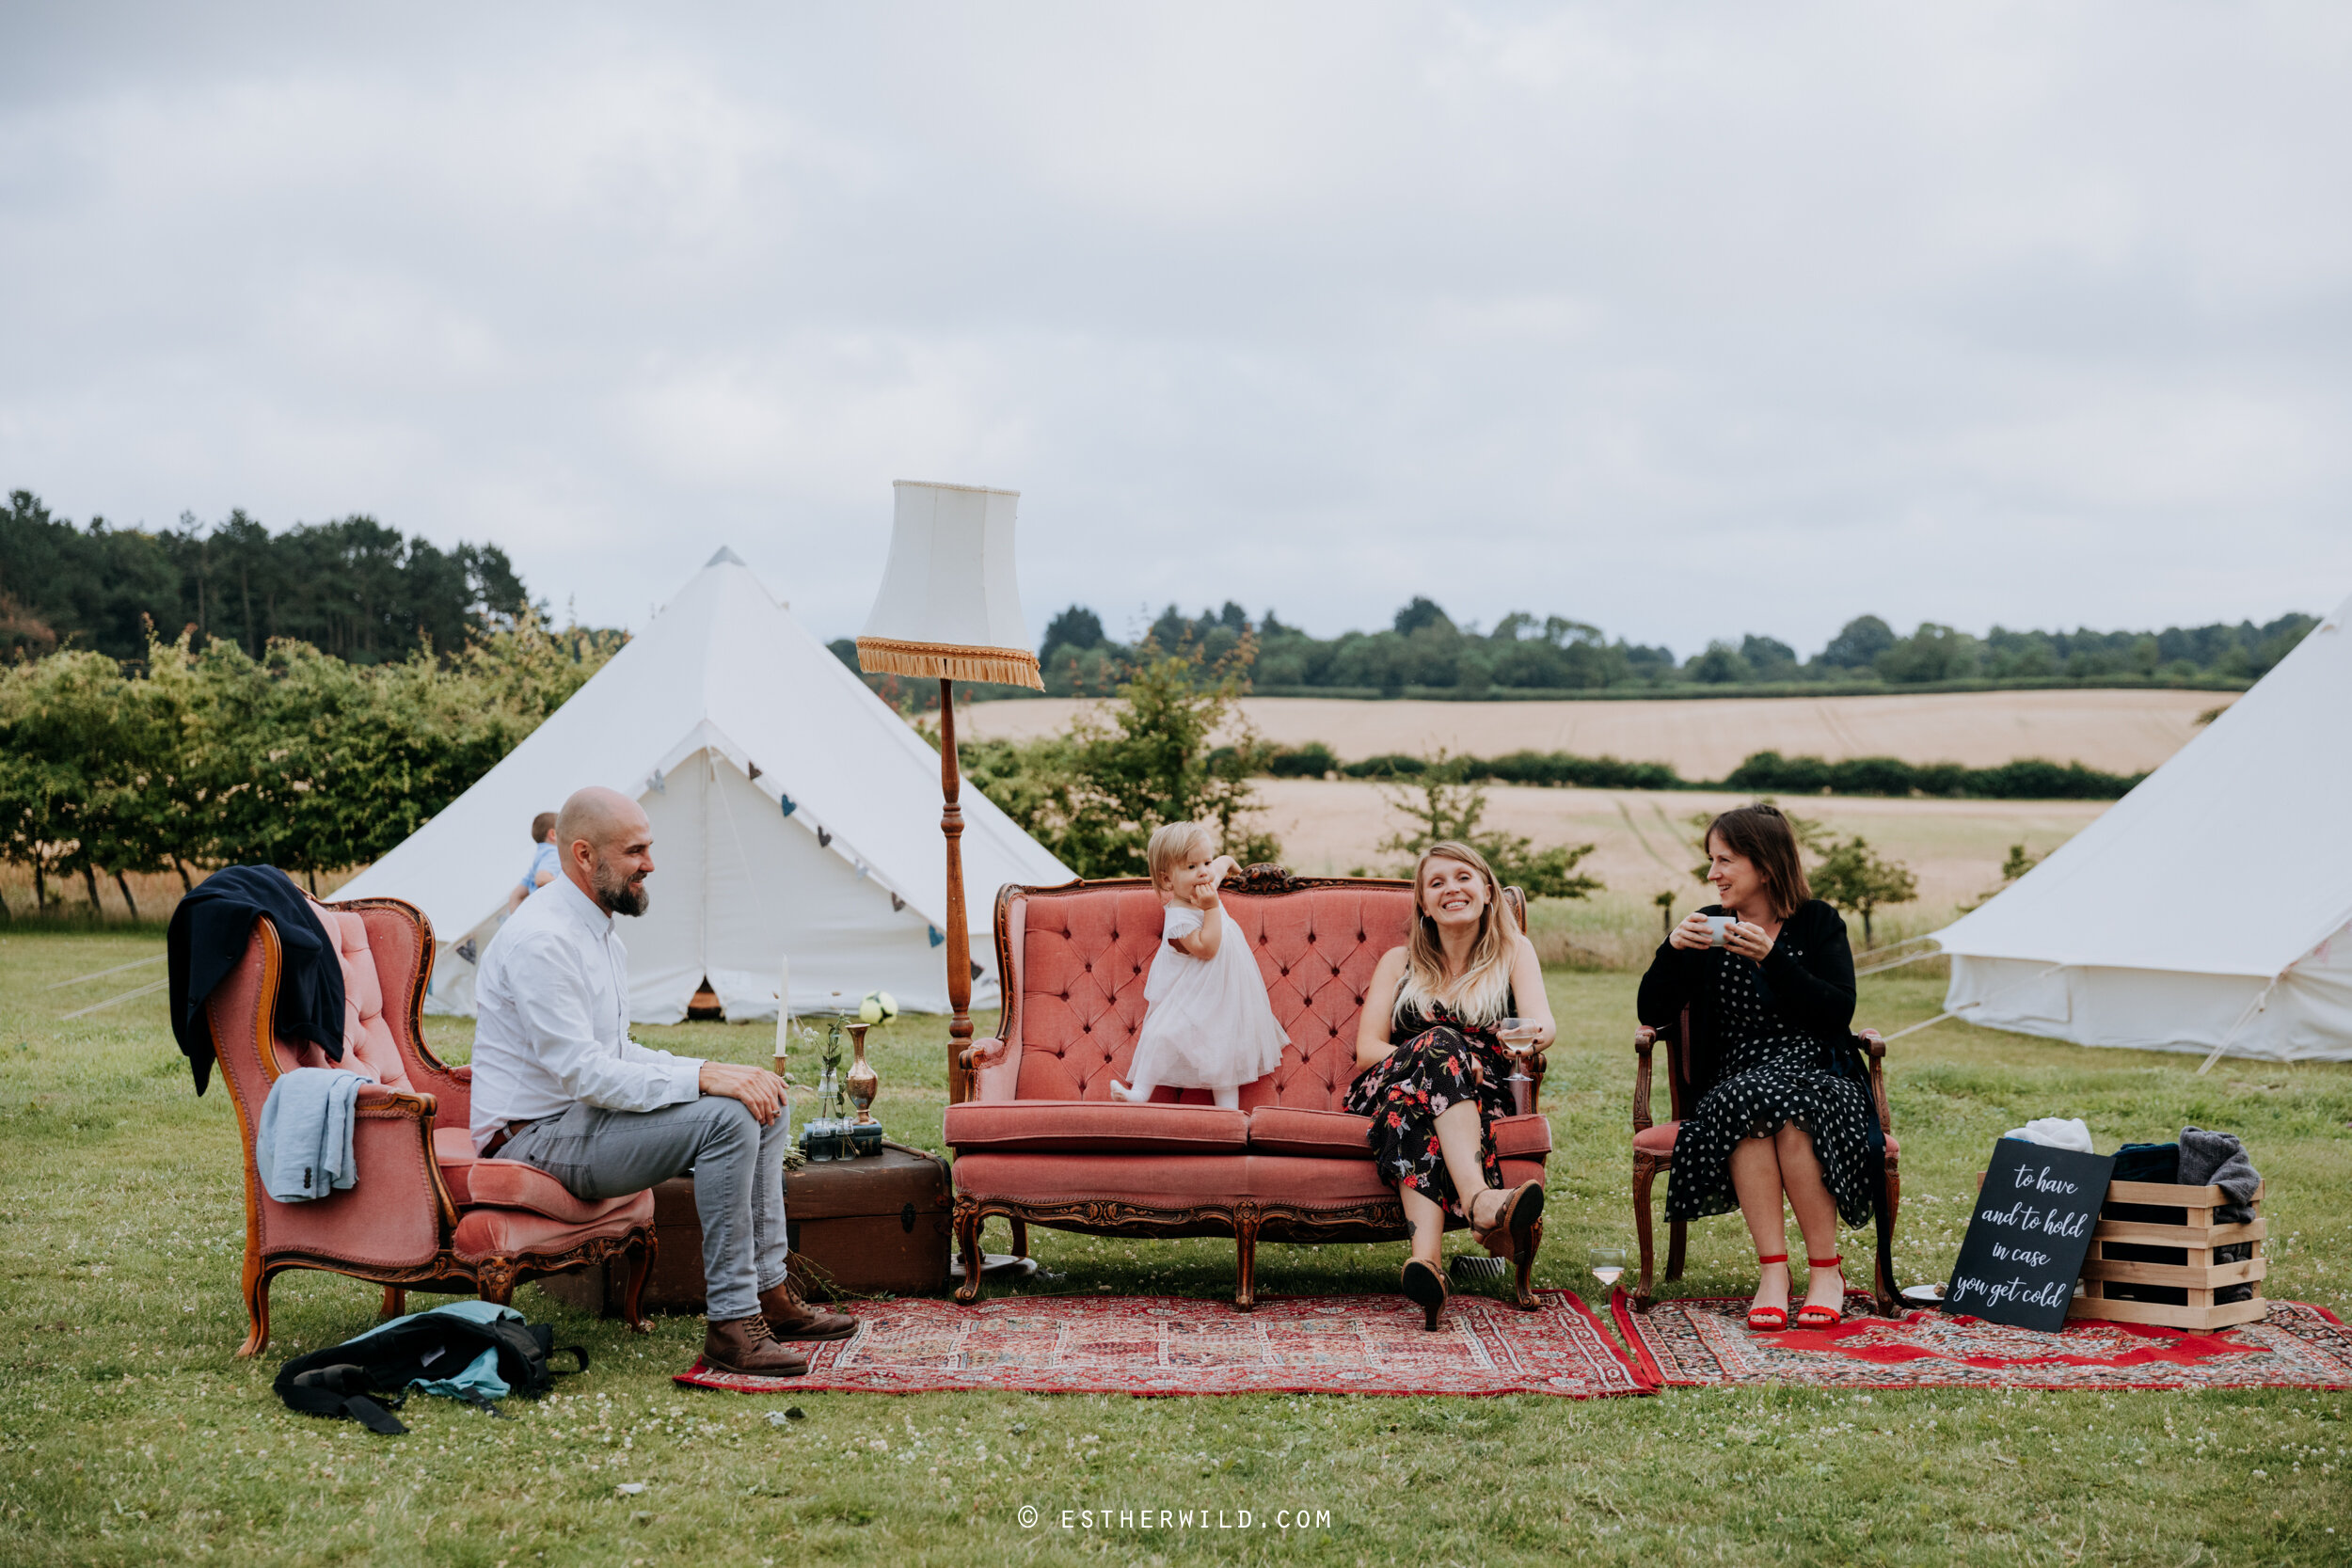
[535,1141,952,1316]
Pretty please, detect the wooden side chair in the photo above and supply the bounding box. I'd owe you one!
[1631,1006,1901,1313]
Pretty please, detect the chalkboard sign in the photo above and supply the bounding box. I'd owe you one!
[1942,1139,2117,1332]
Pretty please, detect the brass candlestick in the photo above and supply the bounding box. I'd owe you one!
[844,1022,880,1125]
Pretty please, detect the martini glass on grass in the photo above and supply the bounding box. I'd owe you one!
[1589,1245,1628,1296]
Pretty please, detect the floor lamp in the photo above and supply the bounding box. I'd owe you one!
[855,481,1041,1105]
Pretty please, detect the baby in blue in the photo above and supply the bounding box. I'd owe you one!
[504,810,561,915]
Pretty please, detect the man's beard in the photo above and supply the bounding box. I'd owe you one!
[593,856,650,917]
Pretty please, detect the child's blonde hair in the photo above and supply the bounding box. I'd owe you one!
[1146,821,1216,891]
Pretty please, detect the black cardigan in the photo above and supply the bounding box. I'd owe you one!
[1636,899,1856,1093]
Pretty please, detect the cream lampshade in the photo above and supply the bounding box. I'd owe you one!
[854,481,1042,689]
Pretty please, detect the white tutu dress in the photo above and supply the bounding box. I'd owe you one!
[1125,900,1291,1091]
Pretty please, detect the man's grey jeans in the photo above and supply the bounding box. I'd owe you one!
[501,1097,787,1322]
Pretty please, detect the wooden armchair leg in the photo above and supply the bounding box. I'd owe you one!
[1876,1166,1903,1315]
[379,1286,407,1321]
[620,1235,655,1334]
[476,1261,517,1308]
[237,1258,275,1358]
[1009,1217,1029,1259]
[953,1201,985,1305]
[1232,1203,1261,1312]
[1632,1154,1659,1311]
[1665,1219,1689,1284]
[1510,1217,1542,1310]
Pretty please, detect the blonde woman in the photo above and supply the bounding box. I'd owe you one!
[1347,841,1554,1328]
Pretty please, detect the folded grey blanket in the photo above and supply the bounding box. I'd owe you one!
[256,1068,363,1203]
[2179,1126,2260,1225]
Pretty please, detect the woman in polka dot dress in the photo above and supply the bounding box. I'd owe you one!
[1638,803,1878,1330]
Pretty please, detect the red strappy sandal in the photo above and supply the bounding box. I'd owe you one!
[1796,1256,1846,1328]
[1747,1254,1790,1331]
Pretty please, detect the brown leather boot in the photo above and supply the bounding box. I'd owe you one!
[759,1280,858,1341]
[702,1314,809,1377]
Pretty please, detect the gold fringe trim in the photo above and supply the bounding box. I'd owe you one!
[856,636,1043,690]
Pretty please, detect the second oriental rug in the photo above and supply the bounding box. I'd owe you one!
[1615,1291,2352,1391]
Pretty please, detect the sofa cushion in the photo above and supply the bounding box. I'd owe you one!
[1248,1106,1553,1160]
[465,1159,646,1225]
[945,1101,1248,1155]
[951,1150,1257,1211]
[1631,1120,1898,1158]
[451,1189,655,1262]
[433,1125,477,1204]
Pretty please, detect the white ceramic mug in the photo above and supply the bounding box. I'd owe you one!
[1704,914,1738,947]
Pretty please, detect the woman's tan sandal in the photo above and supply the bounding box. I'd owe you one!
[1796,1256,1846,1328]
[1472,1180,1546,1259]
[1400,1259,1449,1332]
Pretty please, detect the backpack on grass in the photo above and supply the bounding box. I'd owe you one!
[273,1300,586,1435]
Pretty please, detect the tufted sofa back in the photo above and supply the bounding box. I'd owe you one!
[995,877,1428,1112]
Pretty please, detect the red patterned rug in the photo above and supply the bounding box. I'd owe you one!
[675,1290,1650,1398]
[1614,1291,2352,1391]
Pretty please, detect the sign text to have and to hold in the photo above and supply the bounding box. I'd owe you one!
[1944,1142,2113,1328]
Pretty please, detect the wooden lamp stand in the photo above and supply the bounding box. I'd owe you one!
[852,481,1041,1109]
[937,676,976,1104]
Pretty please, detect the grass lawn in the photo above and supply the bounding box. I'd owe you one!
[2,927,2348,1566]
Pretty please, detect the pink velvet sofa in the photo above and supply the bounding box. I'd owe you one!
[942,867,1552,1310]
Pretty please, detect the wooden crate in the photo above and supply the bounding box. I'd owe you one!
[2069,1179,2268,1332]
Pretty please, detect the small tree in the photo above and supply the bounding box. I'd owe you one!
[1810,834,1917,947]
[1377,752,1600,900]
[956,634,1280,879]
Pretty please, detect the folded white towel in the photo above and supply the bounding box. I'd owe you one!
[2002,1116,2094,1152]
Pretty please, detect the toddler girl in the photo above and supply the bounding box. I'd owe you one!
[1112,822,1290,1109]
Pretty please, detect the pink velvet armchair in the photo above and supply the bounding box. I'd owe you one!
[209,895,656,1355]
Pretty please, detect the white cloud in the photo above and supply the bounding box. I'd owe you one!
[2,1,2347,657]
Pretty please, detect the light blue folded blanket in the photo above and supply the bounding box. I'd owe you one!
[256,1067,363,1201]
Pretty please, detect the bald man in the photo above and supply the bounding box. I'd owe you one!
[469,785,851,1377]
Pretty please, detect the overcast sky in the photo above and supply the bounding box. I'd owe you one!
[5,4,2348,656]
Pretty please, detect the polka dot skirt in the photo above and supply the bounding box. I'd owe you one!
[1665,945,1876,1228]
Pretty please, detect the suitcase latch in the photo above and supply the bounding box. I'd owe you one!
[900,1202,916,1233]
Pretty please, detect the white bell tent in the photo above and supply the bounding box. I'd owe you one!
[329,548,1075,1023]
[1935,593,2352,1063]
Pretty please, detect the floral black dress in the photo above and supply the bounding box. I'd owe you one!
[1343,994,1519,1220]
[1655,918,1875,1227]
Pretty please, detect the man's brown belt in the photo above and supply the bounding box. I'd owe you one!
[481,1117,537,1158]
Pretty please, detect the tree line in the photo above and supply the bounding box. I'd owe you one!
[1006,598,2314,698]
[1262,745,2147,800]
[0,622,618,916]
[2,490,534,665]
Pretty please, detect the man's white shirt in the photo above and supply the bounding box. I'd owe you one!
[469,873,704,1153]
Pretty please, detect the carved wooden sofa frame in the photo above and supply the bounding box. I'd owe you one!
[945,865,1553,1312]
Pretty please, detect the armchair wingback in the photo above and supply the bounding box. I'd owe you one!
[946,867,1552,1310]
[210,895,657,1354]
